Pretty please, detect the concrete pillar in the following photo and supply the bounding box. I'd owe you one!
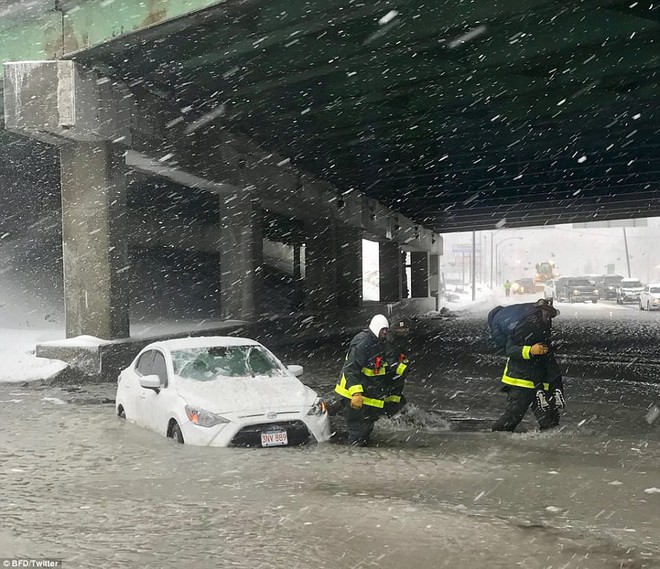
[60,142,130,339]
[292,243,304,308]
[305,220,337,310]
[336,225,362,308]
[220,191,263,319]
[410,251,430,298]
[429,254,441,310]
[379,242,401,302]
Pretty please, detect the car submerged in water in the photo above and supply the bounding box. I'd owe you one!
[115,336,332,447]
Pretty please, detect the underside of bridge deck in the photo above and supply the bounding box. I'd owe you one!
[1,0,659,232]
[70,0,660,231]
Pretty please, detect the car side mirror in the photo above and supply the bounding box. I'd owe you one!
[287,364,304,377]
[139,374,161,391]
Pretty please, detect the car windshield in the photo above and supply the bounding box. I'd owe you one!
[568,279,592,287]
[172,345,287,381]
[622,281,642,287]
[604,276,623,284]
[650,287,660,294]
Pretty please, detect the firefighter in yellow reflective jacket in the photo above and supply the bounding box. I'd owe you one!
[491,301,565,432]
[335,314,390,446]
[383,320,410,417]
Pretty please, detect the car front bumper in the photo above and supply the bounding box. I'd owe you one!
[180,412,332,447]
[570,293,598,302]
[619,293,640,302]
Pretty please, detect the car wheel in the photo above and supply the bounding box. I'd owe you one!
[170,421,185,444]
[117,406,126,419]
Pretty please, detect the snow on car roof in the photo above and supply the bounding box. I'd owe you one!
[147,336,261,351]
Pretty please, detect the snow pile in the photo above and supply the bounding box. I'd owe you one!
[0,328,67,383]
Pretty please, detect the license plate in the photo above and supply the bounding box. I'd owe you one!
[261,429,288,447]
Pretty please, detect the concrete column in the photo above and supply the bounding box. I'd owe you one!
[379,242,401,302]
[336,225,362,308]
[411,251,430,298]
[429,254,441,310]
[60,142,130,339]
[292,243,304,308]
[220,191,263,319]
[305,220,337,310]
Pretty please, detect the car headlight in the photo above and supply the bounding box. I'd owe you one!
[573,289,580,295]
[185,405,230,427]
[307,398,327,416]
[594,289,598,294]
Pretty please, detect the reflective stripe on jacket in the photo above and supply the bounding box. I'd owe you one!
[335,374,385,408]
[501,361,550,390]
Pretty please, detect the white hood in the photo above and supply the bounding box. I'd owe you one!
[368,314,389,337]
[175,374,318,415]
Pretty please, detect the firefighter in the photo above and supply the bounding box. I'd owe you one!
[335,314,390,446]
[383,320,410,417]
[491,299,565,432]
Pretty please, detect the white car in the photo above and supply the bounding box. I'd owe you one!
[115,336,332,447]
[639,284,660,311]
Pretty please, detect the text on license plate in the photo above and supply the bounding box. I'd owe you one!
[261,429,288,447]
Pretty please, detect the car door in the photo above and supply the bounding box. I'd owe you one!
[138,350,176,436]
[132,350,157,427]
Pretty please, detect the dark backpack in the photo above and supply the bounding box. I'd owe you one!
[487,303,539,353]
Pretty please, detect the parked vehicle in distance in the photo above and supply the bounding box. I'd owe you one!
[115,336,332,447]
[595,274,624,300]
[556,277,599,303]
[616,278,644,304]
[639,284,660,311]
[543,279,556,300]
[512,277,536,294]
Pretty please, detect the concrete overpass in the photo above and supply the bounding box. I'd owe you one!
[1,0,659,345]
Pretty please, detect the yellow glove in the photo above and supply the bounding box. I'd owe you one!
[530,343,549,356]
[350,393,364,409]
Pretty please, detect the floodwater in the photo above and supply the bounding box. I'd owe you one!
[1,302,659,568]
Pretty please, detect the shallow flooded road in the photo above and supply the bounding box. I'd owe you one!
[1,303,659,568]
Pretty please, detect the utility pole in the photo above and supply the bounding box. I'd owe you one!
[490,232,494,289]
[472,230,477,301]
[623,227,631,277]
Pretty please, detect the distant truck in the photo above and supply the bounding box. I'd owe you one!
[615,278,644,304]
[595,274,624,300]
[555,277,599,303]
[534,261,558,292]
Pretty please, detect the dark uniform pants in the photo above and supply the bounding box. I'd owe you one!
[491,386,560,432]
[343,404,382,445]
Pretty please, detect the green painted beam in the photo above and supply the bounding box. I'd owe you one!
[0,0,226,82]
[60,0,227,54]
[0,11,62,77]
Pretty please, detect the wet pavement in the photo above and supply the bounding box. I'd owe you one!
[1,301,659,568]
